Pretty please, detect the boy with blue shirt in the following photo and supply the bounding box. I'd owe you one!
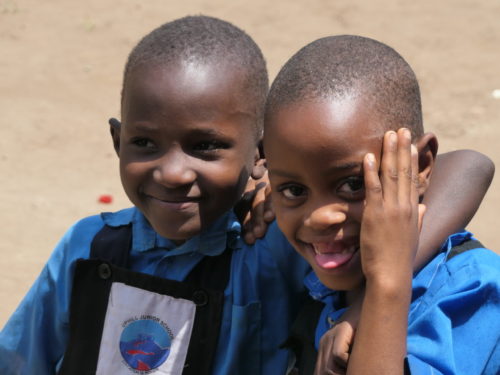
[264,34,500,374]
[0,16,309,375]
[0,17,495,375]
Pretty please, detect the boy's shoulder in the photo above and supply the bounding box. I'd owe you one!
[412,231,500,312]
[441,231,500,276]
[407,233,500,374]
[418,231,499,277]
[73,207,137,229]
[60,207,138,251]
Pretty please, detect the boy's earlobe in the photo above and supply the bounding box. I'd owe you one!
[416,132,439,195]
[109,118,122,155]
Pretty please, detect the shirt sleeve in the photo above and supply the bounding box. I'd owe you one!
[0,216,104,375]
[405,250,500,375]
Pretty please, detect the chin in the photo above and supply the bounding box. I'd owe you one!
[314,269,362,292]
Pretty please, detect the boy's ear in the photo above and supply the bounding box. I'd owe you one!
[109,117,121,156]
[251,141,267,180]
[416,132,439,195]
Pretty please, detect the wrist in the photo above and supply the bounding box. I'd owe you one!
[365,273,412,303]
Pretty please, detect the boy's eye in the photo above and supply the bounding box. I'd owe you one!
[192,140,229,152]
[132,138,156,149]
[337,177,365,199]
[279,184,307,200]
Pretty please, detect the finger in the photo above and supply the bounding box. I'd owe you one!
[316,329,340,375]
[250,182,267,237]
[410,144,419,207]
[331,320,355,368]
[250,202,266,239]
[263,182,275,223]
[380,130,398,202]
[244,231,256,244]
[236,181,256,225]
[332,335,350,368]
[397,128,413,205]
[363,153,382,207]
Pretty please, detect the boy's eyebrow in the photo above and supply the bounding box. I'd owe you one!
[269,161,362,179]
[188,128,228,137]
[126,123,229,137]
[126,122,158,132]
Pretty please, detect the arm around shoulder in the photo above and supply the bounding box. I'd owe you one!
[417,149,494,270]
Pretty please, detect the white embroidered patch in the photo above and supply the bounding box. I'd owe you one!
[95,282,196,374]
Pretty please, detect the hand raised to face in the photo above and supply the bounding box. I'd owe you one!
[360,128,425,287]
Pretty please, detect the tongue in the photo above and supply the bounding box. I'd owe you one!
[315,251,354,269]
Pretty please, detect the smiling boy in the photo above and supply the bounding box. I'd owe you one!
[0,16,310,375]
[264,35,500,374]
[0,17,496,375]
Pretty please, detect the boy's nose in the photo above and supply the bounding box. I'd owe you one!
[304,204,346,232]
[153,150,196,188]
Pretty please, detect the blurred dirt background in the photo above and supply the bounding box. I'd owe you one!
[1,0,499,325]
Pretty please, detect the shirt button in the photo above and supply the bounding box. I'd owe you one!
[192,290,208,306]
[327,316,336,328]
[98,263,112,280]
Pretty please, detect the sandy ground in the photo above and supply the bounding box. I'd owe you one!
[1,0,499,325]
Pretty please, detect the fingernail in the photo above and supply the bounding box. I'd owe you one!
[264,211,275,221]
[366,153,375,165]
[389,132,397,144]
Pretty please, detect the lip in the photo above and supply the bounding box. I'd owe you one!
[145,194,201,210]
[300,237,360,271]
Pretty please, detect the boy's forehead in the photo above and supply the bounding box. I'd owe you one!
[267,97,385,147]
[264,96,388,172]
[125,60,241,98]
[121,60,253,119]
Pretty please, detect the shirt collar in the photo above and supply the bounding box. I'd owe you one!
[101,207,241,256]
[304,270,336,301]
[441,230,473,254]
[304,230,474,303]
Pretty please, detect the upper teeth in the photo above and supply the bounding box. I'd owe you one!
[313,244,357,255]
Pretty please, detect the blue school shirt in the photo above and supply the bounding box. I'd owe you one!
[0,207,309,375]
[309,231,500,375]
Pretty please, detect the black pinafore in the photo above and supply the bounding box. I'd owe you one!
[58,223,231,375]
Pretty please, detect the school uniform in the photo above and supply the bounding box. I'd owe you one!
[307,231,500,375]
[0,207,309,375]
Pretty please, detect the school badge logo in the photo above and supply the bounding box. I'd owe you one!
[119,315,174,373]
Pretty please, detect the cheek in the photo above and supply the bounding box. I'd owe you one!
[274,203,300,242]
[120,160,147,186]
[348,201,365,223]
[200,160,249,199]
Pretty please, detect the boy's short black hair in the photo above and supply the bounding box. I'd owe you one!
[122,15,269,137]
[266,35,423,138]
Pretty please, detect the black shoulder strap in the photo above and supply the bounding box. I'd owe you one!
[282,297,325,375]
[184,245,232,291]
[90,224,132,268]
[89,223,232,292]
[447,238,484,261]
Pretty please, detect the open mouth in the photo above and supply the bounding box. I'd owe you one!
[307,241,359,270]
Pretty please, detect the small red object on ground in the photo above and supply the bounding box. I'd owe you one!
[98,194,113,204]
